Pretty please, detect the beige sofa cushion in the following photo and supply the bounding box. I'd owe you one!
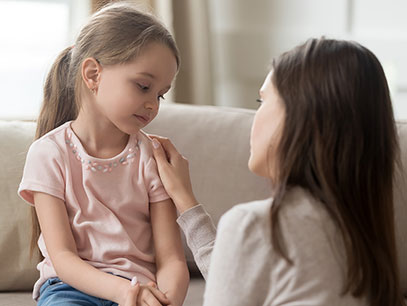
[0,120,38,291]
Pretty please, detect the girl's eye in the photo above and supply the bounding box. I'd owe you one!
[138,84,149,91]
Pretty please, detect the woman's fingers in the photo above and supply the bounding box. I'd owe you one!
[149,134,199,213]
[151,138,170,168]
[149,135,181,161]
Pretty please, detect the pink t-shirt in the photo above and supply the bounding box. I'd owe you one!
[18,121,169,300]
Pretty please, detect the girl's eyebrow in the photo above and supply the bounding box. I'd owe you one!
[135,72,172,91]
[137,72,155,79]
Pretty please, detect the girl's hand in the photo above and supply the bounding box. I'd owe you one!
[121,283,140,306]
[138,282,171,306]
[150,135,199,214]
[121,282,171,306]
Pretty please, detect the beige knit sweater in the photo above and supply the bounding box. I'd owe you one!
[176,187,367,306]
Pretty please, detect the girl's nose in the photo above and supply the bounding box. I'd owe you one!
[144,98,159,111]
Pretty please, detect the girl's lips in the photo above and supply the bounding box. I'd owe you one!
[134,114,149,124]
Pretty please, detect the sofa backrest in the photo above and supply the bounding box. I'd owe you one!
[1,103,406,295]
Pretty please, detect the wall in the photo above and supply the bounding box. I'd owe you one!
[208,0,407,119]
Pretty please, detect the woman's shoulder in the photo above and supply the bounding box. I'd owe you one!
[220,186,324,223]
[278,187,344,262]
[280,186,332,226]
[223,198,273,224]
[218,187,332,242]
[217,198,273,241]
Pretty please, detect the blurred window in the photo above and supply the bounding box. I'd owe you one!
[0,0,90,120]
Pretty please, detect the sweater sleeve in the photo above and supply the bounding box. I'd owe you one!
[202,206,272,306]
[176,204,216,280]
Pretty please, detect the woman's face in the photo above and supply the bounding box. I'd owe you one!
[248,71,285,180]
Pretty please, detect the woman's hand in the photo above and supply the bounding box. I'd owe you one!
[121,281,171,306]
[150,135,199,214]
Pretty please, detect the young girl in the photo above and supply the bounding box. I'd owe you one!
[151,38,406,305]
[18,3,189,306]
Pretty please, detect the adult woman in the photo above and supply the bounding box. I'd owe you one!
[151,38,405,305]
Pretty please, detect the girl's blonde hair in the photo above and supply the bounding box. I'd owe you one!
[31,2,180,258]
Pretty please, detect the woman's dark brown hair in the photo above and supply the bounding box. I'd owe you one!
[270,38,404,305]
[30,2,180,259]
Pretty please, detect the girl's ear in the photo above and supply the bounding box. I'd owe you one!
[81,57,102,92]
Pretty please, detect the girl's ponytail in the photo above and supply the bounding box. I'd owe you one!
[35,46,77,140]
[30,46,77,258]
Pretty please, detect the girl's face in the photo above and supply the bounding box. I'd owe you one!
[95,42,178,135]
[249,71,285,180]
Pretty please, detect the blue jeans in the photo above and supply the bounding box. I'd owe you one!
[38,277,118,306]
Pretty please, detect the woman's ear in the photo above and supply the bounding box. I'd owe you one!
[81,57,102,93]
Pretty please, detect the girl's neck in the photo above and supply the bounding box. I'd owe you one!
[71,110,129,159]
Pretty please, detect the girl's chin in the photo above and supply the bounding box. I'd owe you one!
[116,124,141,137]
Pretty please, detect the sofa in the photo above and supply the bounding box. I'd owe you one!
[0,102,406,305]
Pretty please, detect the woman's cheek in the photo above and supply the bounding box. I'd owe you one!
[248,114,269,177]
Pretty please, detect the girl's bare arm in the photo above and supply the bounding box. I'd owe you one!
[150,198,190,306]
